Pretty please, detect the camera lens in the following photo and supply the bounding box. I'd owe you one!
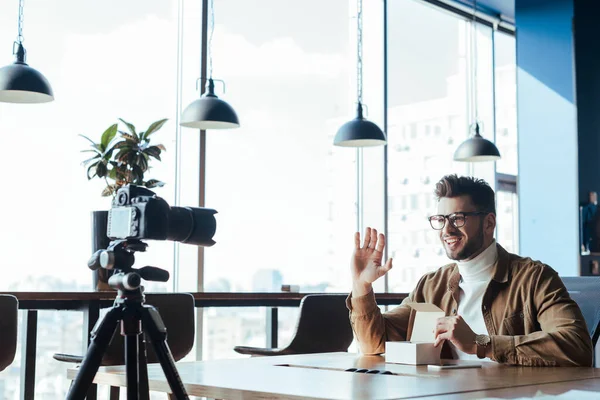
[167,206,217,246]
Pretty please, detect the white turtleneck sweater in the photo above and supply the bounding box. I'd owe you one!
[453,240,497,360]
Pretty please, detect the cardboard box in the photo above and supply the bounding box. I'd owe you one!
[385,302,445,365]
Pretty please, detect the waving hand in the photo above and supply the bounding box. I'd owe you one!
[351,227,393,297]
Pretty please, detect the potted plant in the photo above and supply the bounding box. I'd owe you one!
[80,118,168,290]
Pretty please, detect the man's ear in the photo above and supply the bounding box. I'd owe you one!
[485,213,496,233]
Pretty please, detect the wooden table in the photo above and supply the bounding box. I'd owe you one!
[66,352,600,399]
[1,291,408,400]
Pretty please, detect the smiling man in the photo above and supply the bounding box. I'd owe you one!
[347,175,592,366]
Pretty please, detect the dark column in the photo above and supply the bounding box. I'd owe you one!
[574,0,600,275]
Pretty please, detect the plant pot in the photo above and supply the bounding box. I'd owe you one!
[91,210,114,291]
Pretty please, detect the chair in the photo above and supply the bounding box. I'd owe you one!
[0,295,18,372]
[54,293,195,398]
[561,276,600,365]
[234,294,353,356]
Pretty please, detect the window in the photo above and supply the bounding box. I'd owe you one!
[496,174,519,253]
[494,32,518,175]
[202,0,356,359]
[0,1,519,393]
[493,32,518,253]
[0,1,178,290]
[0,0,182,396]
[386,0,473,293]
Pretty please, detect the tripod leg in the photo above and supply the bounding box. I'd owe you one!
[125,335,139,400]
[140,306,189,400]
[67,307,122,400]
[138,334,150,400]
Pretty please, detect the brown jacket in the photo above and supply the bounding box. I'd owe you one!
[347,244,593,366]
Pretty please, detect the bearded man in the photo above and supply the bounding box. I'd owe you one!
[347,175,592,366]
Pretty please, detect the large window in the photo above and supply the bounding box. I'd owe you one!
[0,0,181,397]
[494,32,518,176]
[0,0,519,395]
[494,32,518,253]
[385,1,516,292]
[386,0,473,293]
[202,0,357,359]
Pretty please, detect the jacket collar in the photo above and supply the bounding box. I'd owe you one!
[447,243,510,292]
[492,244,510,283]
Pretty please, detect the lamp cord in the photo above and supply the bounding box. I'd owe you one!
[472,0,478,124]
[357,0,363,104]
[17,0,24,43]
[208,0,214,79]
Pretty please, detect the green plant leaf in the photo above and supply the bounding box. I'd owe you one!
[119,131,138,143]
[96,161,108,178]
[102,149,115,161]
[100,123,118,150]
[101,185,117,197]
[81,154,101,166]
[132,165,144,184]
[118,118,139,141]
[80,135,103,154]
[156,144,166,152]
[115,167,128,183]
[111,140,132,150]
[114,148,131,162]
[126,151,137,166]
[145,179,165,188]
[79,134,98,146]
[137,154,148,172]
[144,146,162,161]
[142,118,168,140]
[107,167,118,180]
[87,161,99,179]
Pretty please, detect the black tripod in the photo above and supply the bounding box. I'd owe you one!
[67,240,189,400]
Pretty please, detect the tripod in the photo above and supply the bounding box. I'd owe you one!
[67,240,189,400]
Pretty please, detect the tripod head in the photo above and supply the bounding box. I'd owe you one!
[88,239,170,291]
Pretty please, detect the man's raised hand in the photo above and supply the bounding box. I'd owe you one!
[351,227,393,297]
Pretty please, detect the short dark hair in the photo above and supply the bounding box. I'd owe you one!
[434,174,496,214]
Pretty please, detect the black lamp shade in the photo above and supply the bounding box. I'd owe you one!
[0,61,54,104]
[453,135,501,162]
[180,78,239,129]
[333,104,386,147]
[180,95,239,129]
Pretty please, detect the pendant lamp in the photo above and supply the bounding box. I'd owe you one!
[454,0,499,162]
[333,0,386,147]
[454,122,500,161]
[0,0,54,103]
[180,0,239,129]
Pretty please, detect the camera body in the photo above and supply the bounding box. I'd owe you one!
[107,185,217,246]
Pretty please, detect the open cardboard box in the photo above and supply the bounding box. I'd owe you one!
[385,302,444,365]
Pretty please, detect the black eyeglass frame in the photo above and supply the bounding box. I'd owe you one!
[428,211,490,230]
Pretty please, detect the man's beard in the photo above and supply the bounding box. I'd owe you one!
[445,222,485,261]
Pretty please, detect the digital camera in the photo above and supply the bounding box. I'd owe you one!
[107,185,217,246]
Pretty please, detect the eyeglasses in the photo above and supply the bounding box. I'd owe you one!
[428,211,489,230]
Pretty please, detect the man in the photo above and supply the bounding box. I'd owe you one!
[347,175,592,366]
[581,191,597,253]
